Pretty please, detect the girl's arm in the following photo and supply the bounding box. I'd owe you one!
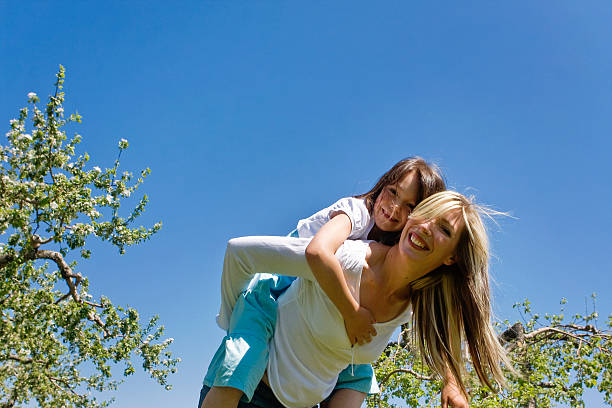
[216,236,313,330]
[305,213,377,345]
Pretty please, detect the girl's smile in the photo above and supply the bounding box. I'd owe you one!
[373,171,420,232]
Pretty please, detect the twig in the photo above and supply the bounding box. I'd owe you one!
[88,310,110,338]
[379,367,434,387]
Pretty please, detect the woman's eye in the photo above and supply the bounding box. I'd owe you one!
[440,224,451,236]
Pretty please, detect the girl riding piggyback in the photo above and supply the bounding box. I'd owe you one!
[299,157,446,345]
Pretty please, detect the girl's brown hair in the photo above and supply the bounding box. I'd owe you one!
[355,157,446,244]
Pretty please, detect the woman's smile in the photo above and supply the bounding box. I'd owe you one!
[408,232,429,251]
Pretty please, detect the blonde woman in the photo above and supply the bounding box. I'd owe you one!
[199,191,509,407]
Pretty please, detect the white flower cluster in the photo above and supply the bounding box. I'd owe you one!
[27,92,37,99]
[71,223,95,235]
[118,138,129,149]
[160,338,174,347]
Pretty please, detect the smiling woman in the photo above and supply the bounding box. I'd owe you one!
[199,191,511,408]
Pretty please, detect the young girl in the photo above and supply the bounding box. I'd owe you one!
[203,158,446,407]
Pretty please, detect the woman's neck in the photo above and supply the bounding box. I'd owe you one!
[365,244,412,301]
[369,243,427,300]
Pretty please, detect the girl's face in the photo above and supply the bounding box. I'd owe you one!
[373,171,420,232]
[398,208,464,276]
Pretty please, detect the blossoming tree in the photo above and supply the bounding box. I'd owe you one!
[369,297,611,408]
[0,67,178,408]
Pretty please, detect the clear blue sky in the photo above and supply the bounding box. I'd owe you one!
[1,1,611,407]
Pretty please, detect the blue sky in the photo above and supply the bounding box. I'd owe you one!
[1,1,611,407]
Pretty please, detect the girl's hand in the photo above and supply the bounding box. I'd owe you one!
[345,306,377,345]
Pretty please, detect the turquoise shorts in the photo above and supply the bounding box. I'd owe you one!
[202,273,376,402]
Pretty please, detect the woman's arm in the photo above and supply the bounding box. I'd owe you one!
[441,367,468,408]
[305,213,376,345]
[217,236,313,330]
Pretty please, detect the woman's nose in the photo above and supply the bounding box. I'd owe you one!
[419,220,433,236]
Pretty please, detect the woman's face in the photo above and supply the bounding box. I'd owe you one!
[373,171,420,232]
[398,208,465,276]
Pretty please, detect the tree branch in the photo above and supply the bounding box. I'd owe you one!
[0,254,11,268]
[379,368,435,387]
[8,355,33,364]
[35,249,82,303]
[47,375,83,398]
[88,310,110,338]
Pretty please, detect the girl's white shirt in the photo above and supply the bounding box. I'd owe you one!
[296,197,374,239]
[267,239,413,408]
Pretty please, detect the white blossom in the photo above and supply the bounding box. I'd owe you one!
[50,202,58,210]
[93,166,101,173]
[56,107,64,114]
[27,92,37,99]
[118,138,129,149]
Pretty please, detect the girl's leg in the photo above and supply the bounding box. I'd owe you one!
[217,236,311,331]
[200,385,243,408]
[204,276,287,405]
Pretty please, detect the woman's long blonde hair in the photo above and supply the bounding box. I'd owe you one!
[407,191,511,396]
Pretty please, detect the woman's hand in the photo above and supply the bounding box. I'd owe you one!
[345,305,377,345]
[441,376,468,408]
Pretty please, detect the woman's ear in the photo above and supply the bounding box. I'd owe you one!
[443,255,457,266]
